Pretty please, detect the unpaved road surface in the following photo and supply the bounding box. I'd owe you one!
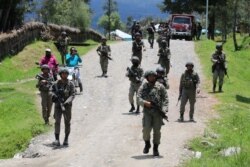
[0,40,216,167]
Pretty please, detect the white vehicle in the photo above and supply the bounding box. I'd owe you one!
[66,66,83,93]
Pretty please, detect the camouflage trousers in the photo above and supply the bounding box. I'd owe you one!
[129,82,141,105]
[100,57,109,73]
[158,58,170,75]
[148,34,154,48]
[213,70,225,87]
[40,91,52,122]
[54,104,72,135]
[180,89,196,118]
[59,50,67,65]
[142,110,164,144]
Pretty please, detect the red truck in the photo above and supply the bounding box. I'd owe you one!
[169,14,195,41]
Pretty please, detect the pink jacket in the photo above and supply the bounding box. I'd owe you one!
[40,54,59,72]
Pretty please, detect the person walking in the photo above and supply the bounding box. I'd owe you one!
[137,70,168,156]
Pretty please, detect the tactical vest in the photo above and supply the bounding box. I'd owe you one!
[181,71,199,89]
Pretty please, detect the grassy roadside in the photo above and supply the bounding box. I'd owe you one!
[185,35,250,166]
[0,39,98,158]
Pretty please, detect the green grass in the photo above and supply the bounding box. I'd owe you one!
[0,81,48,158]
[185,34,250,167]
[0,39,98,158]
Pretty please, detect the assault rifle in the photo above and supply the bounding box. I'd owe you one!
[126,67,141,83]
[35,74,54,87]
[98,52,113,61]
[53,84,66,112]
[150,101,168,122]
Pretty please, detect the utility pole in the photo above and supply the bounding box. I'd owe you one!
[108,0,111,40]
[206,0,209,37]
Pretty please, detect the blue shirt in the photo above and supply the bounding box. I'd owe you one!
[66,53,82,67]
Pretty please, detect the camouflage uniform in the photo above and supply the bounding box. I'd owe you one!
[156,66,169,89]
[211,46,227,92]
[36,70,54,124]
[52,70,75,146]
[57,32,71,65]
[179,64,200,121]
[96,42,111,77]
[138,71,168,156]
[157,45,171,75]
[147,23,156,48]
[132,40,144,64]
[126,59,144,113]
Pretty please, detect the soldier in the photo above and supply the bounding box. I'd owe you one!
[164,22,171,48]
[157,40,171,75]
[137,70,168,156]
[156,66,169,89]
[131,20,137,40]
[146,22,156,48]
[96,37,112,77]
[132,23,142,41]
[132,33,145,64]
[126,57,144,113]
[211,44,227,92]
[196,22,202,40]
[57,31,71,65]
[51,68,75,146]
[178,62,200,122]
[36,65,54,125]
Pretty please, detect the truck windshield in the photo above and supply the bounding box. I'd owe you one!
[173,17,190,24]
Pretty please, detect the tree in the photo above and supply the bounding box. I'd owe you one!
[98,12,124,35]
[0,0,34,32]
[40,0,91,30]
[102,0,118,39]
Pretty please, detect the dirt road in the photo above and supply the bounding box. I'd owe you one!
[0,40,216,167]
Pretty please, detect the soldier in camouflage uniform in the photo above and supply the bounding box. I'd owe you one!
[156,66,169,89]
[132,33,145,64]
[36,65,54,125]
[137,70,169,156]
[126,57,144,113]
[51,68,75,146]
[178,62,200,122]
[57,31,71,65]
[146,22,156,48]
[157,40,171,75]
[96,37,111,77]
[211,44,227,92]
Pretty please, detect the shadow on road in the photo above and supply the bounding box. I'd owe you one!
[236,94,250,104]
[131,155,163,160]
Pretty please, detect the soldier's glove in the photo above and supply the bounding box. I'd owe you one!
[52,95,58,102]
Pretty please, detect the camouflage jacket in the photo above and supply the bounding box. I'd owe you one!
[126,65,144,84]
[211,51,227,71]
[97,44,111,57]
[57,36,71,52]
[132,40,144,54]
[36,73,54,92]
[179,70,200,91]
[52,79,75,105]
[138,81,168,114]
[158,47,171,60]
[157,76,169,89]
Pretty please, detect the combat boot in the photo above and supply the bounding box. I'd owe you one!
[178,114,184,122]
[103,72,108,78]
[52,134,60,146]
[135,105,140,114]
[153,144,159,156]
[129,104,135,112]
[213,84,216,93]
[189,115,194,122]
[143,141,151,154]
[63,133,69,146]
[219,86,223,92]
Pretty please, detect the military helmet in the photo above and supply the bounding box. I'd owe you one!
[216,43,223,50]
[156,66,165,74]
[144,70,157,78]
[135,32,141,37]
[101,37,107,41]
[61,31,67,35]
[131,56,140,63]
[185,62,194,67]
[161,40,167,44]
[59,68,69,75]
[41,64,50,71]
